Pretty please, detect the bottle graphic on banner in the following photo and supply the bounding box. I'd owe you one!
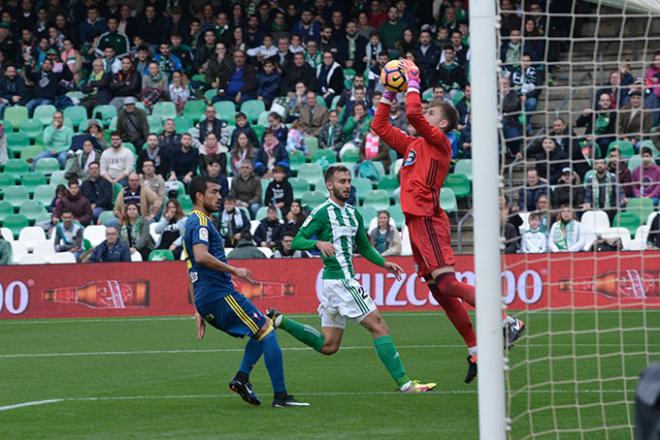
[558,270,659,299]
[232,278,296,299]
[43,280,150,308]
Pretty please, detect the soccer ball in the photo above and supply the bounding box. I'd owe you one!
[380,60,407,93]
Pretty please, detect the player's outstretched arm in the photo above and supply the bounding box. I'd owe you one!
[371,81,415,157]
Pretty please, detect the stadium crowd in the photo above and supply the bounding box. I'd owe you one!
[0,0,657,265]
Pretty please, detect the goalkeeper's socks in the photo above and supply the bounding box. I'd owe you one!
[260,330,286,394]
[468,346,478,357]
[373,335,410,388]
[239,337,263,376]
[429,285,477,348]
[279,316,325,353]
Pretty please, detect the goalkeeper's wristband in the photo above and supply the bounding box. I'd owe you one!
[407,77,421,92]
[380,90,396,106]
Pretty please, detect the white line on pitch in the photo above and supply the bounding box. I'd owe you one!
[0,343,652,359]
[0,399,62,412]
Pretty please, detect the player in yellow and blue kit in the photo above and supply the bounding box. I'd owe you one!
[184,175,309,408]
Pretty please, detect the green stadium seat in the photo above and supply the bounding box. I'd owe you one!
[4,106,28,128]
[352,177,373,201]
[627,198,654,223]
[183,100,206,121]
[260,178,272,200]
[19,118,43,139]
[92,105,118,127]
[451,91,465,107]
[297,163,324,189]
[135,101,148,114]
[362,190,390,210]
[0,174,16,192]
[35,158,61,174]
[305,136,319,158]
[454,159,473,180]
[122,142,136,155]
[2,214,28,238]
[343,68,356,82]
[2,158,29,179]
[173,116,193,133]
[168,180,186,198]
[63,106,87,128]
[178,196,193,213]
[612,211,640,237]
[19,200,47,223]
[289,150,306,175]
[357,206,377,225]
[440,188,458,213]
[0,200,13,218]
[388,205,405,229]
[627,154,642,171]
[21,173,47,194]
[213,101,237,124]
[33,185,55,206]
[147,115,163,132]
[443,173,471,199]
[253,125,265,143]
[289,178,310,199]
[340,148,360,163]
[6,132,30,147]
[109,116,118,131]
[112,182,123,204]
[148,249,175,261]
[583,170,596,187]
[19,144,45,161]
[204,89,218,102]
[240,100,266,124]
[312,149,337,165]
[301,190,327,210]
[152,102,177,121]
[377,175,399,191]
[606,140,634,159]
[257,111,270,127]
[49,170,67,187]
[33,105,57,126]
[422,88,433,101]
[98,210,116,226]
[3,186,29,209]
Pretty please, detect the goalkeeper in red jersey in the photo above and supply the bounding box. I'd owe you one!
[372,60,525,383]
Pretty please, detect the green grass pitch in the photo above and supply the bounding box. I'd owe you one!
[1,310,657,439]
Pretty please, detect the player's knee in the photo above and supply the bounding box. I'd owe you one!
[371,317,389,337]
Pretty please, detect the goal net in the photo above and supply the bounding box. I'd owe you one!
[485,0,660,438]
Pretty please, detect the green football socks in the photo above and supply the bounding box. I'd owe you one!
[374,336,410,388]
[279,316,325,353]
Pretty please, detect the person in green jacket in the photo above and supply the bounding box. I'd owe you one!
[378,5,407,54]
[32,111,74,170]
[342,102,372,146]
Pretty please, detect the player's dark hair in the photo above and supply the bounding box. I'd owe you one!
[429,99,458,133]
[189,175,216,204]
[324,165,351,183]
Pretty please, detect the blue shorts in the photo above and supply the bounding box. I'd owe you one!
[196,292,268,339]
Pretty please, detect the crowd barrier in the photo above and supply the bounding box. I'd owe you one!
[0,252,658,319]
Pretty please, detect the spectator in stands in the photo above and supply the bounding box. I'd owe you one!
[79,59,112,115]
[95,16,129,58]
[254,206,284,250]
[500,29,525,67]
[88,226,131,263]
[227,231,267,259]
[268,112,288,145]
[141,61,168,111]
[168,71,191,115]
[169,133,198,184]
[194,30,217,72]
[134,45,152,76]
[396,29,417,60]
[64,139,101,181]
[414,30,440,89]
[359,127,391,171]
[110,57,142,108]
[140,159,165,200]
[217,195,251,248]
[535,194,553,232]
[343,103,372,147]
[500,76,523,158]
[99,47,122,75]
[32,111,74,169]
[596,70,628,110]
[369,211,401,256]
[204,42,231,88]
[283,200,306,236]
[114,172,162,222]
[500,196,522,252]
[632,147,660,205]
[246,33,277,63]
[53,180,93,227]
[581,158,627,216]
[116,97,149,149]
[120,202,154,261]
[518,168,549,212]
[137,134,170,178]
[298,90,329,137]
[367,51,389,94]
[256,59,281,109]
[575,93,618,158]
[230,112,260,150]
[339,87,369,125]
[520,212,547,253]
[316,51,344,107]
[199,132,227,173]
[53,209,83,260]
[159,119,181,153]
[255,129,290,177]
[548,205,585,252]
[0,234,11,265]
[389,100,408,134]
[552,168,585,210]
[136,5,166,49]
[607,147,633,198]
[0,65,28,117]
[61,39,83,76]
[79,5,107,46]
[533,137,568,184]
[339,20,367,72]
[204,157,229,202]
[24,57,72,116]
[153,42,183,79]
[213,49,256,104]
[523,18,545,63]
[319,109,344,151]
[265,166,294,216]
[272,232,310,258]
[230,132,258,176]
[229,160,262,218]
[647,214,660,249]
[435,45,467,95]
[644,51,659,125]
[100,132,135,186]
[196,106,229,148]
[154,198,187,260]
[292,9,321,43]
[499,0,522,38]
[618,90,654,147]
[80,162,113,223]
[508,53,543,115]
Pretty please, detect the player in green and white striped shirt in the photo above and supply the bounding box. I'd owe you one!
[267,165,436,393]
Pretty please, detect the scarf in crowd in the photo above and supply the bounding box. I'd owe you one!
[552,219,575,251]
[124,217,143,247]
[146,146,161,167]
[364,133,380,160]
[200,141,219,156]
[591,172,612,208]
[263,137,279,158]
[221,209,244,235]
[149,70,166,86]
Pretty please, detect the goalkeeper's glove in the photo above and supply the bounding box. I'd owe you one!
[402,59,421,92]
